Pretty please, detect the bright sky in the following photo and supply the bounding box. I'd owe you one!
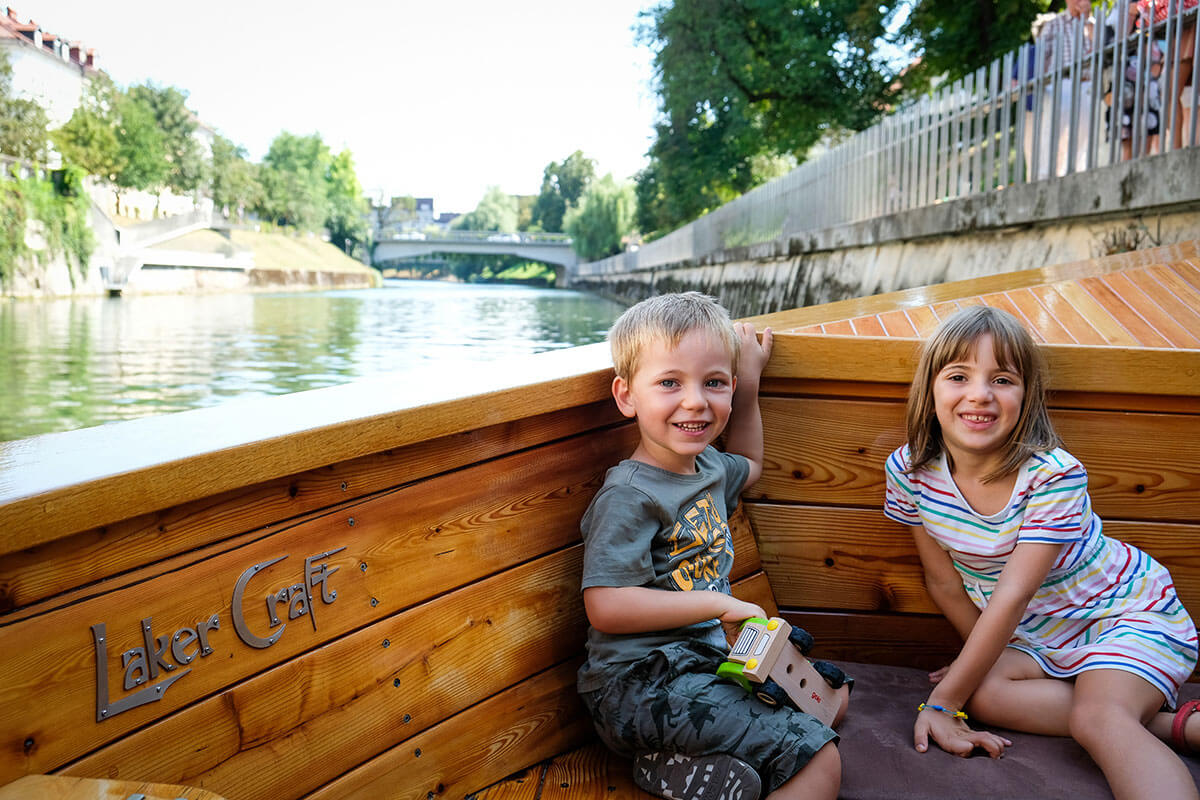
[23,0,661,214]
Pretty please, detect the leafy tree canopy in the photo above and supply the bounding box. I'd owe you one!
[128,82,208,195]
[326,148,370,256]
[530,150,596,233]
[257,131,331,231]
[112,89,168,195]
[0,49,50,162]
[566,174,636,262]
[635,0,900,237]
[52,75,122,181]
[454,185,518,232]
[210,134,262,220]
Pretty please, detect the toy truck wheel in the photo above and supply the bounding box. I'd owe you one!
[753,678,791,708]
[787,626,814,655]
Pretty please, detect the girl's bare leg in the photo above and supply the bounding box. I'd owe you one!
[766,743,840,800]
[965,649,1075,736]
[1070,670,1199,800]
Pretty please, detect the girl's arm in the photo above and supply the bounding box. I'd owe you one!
[912,525,980,641]
[584,585,766,635]
[723,323,773,490]
[916,540,1063,756]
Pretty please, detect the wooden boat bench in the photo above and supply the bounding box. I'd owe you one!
[0,243,1196,799]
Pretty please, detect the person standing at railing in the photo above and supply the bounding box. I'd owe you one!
[1025,0,1096,179]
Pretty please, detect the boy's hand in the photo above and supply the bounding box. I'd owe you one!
[717,596,766,624]
[734,323,773,383]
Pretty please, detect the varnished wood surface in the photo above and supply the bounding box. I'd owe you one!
[0,343,616,556]
[0,775,226,800]
[746,239,1200,335]
[754,397,1200,522]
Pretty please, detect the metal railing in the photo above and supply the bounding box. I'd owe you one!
[380,229,572,244]
[603,0,1197,272]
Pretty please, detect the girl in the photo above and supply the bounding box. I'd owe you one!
[884,305,1199,799]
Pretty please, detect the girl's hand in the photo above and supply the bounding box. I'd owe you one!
[928,662,954,684]
[734,323,772,383]
[914,708,1011,759]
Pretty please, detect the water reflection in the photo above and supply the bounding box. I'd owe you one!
[0,280,626,442]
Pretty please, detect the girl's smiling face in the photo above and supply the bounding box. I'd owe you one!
[933,334,1025,472]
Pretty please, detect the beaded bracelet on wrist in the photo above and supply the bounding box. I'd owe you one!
[918,703,969,720]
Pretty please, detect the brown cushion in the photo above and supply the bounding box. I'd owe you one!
[834,661,1200,800]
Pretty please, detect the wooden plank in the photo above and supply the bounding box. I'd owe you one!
[763,334,1200,397]
[779,610,961,671]
[850,315,887,337]
[747,503,938,615]
[1078,276,1172,347]
[469,765,545,800]
[1040,281,1141,346]
[303,661,593,800]
[0,432,625,785]
[63,548,591,800]
[979,292,1046,342]
[1105,271,1200,348]
[538,743,650,800]
[746,241,1200,333]
[1027,284,1109,345]
[1136,266,1200,336]
[0,405,631,612]
[749,503,1200,618]
[905,305,942,336]
[0,775,227,800]
[0,344,617,555]
[1005,288,1079,344]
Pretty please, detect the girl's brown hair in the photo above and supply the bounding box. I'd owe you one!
[905,305,1061,482]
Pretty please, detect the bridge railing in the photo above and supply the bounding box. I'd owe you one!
[594,0,1197,273]
[379,229,572,244]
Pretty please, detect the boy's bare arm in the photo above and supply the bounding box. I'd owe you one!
[724,323,773,490]
[584,585,765,635]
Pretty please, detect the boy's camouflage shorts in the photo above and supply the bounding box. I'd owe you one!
[580,639,838,794]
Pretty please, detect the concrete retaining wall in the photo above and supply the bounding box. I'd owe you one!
[569,148,1200,318]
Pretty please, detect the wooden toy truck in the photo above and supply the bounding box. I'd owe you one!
[717,616,842,727]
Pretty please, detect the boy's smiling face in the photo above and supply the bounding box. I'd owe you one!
[612,328,736,474]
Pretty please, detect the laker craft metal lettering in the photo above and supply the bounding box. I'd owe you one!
[91,547,346,722]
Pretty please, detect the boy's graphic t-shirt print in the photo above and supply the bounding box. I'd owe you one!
[665,491,734,591]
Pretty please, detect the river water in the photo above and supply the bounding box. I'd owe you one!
[0,280,627,443]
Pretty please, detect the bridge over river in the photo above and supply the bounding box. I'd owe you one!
[374,231,577,277]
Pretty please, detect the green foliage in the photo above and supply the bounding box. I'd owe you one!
[128,83,209,195]
[894,0,1049,92]
[211,134,262,219]
[635,0,900,237]
[0,50,50,162]
[52,76,122,181]
[112,89,168,196]
[0,168,95,287]
[325,149,370,257]
[257,131,332,230]
[565,174,636,262]
[454,185,518,232]
[530,151,596,233]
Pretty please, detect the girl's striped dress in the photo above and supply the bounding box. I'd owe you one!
[885,445,1198,706]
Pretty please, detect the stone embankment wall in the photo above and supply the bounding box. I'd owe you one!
[569,148,1200,318]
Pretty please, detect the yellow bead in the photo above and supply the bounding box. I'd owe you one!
[746,658,758,669]
[767,620,779,631]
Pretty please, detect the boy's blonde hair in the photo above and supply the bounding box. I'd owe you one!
[906,305,1061,482]
[609,292,740,381]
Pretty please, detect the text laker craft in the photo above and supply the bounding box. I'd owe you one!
[0,241,1197,800]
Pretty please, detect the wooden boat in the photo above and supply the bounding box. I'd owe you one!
[0,241,1197,800]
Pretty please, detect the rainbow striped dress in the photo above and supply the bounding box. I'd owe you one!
[885,445,1198,705]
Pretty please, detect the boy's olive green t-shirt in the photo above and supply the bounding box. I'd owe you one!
[577,446,750,694]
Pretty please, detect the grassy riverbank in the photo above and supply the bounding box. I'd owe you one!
[152,229,377,274]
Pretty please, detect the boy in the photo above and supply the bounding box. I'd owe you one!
[577,293,846,800]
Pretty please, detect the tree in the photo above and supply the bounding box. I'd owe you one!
[325,148,369,256]
[565,174,636,262]
[635,0,899,236]
[0,50,50,162]
[52,74,122,181]
[454,185,518,232]
[210,134,261,220]
[894,0,1049,93]
[530,150,596,232]
[128,83,208,196]
[257,131,331,230]
[111,89,168,212]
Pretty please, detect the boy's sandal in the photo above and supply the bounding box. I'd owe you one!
[633,751,761,800]
[1171,699,1199,754]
